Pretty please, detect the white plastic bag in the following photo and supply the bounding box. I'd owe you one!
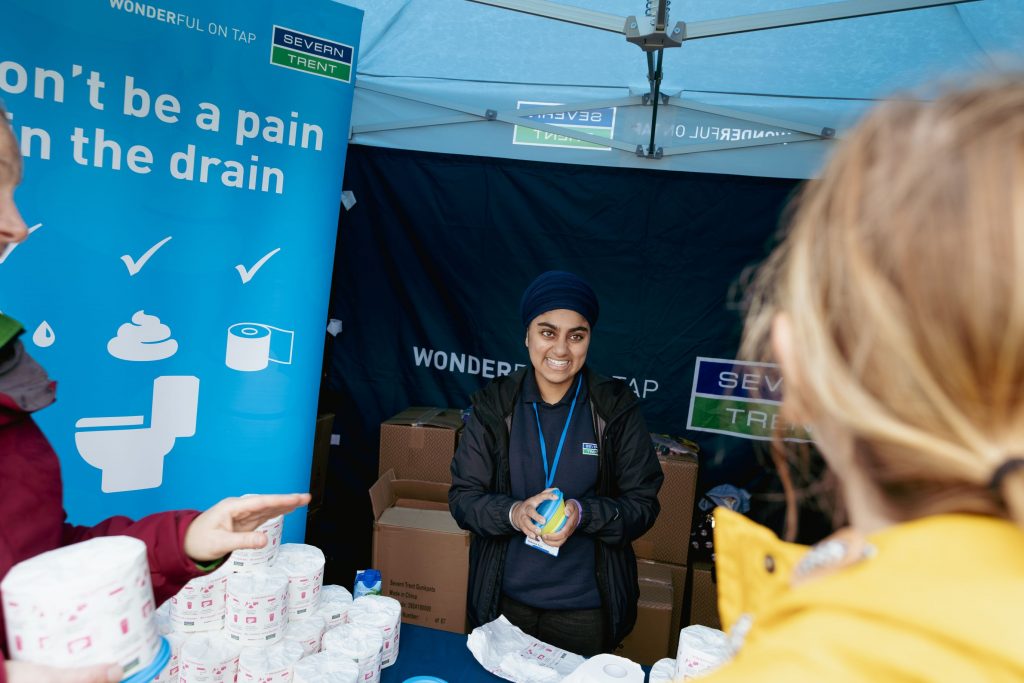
[466,616,585,683]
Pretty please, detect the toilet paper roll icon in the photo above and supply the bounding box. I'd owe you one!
[225,323,294,372]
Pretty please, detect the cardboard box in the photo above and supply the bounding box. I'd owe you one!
[633,452,699,566]
[369,470,470,634]
[308,412,334,510]
[616,560,675,666]
[634,558,687,658]
[688,561,721,630]
[379,407,465,484]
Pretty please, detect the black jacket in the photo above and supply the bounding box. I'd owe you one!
[449,367,664,649]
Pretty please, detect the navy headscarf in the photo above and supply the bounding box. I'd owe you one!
[519,271,599,329]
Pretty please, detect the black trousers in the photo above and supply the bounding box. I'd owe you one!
[499,594,607,658]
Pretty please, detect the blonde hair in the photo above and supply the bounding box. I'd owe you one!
[743,77,1024,528]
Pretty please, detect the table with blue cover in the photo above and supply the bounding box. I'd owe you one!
[381,624,655,683]
[381,624,503,682]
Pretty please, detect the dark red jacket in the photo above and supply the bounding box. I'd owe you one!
[0,343,204,680]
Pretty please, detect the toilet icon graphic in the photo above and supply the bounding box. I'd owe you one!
[75,376,199,493]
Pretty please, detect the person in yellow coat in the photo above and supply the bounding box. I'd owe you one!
[700,78,1024,682]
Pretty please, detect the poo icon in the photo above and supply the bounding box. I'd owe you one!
[75,376,199,493]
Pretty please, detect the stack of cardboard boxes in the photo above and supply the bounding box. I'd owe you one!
[615,450,700,665]
[369,407,469,634]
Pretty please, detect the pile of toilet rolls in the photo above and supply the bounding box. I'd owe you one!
[152,513,404,683]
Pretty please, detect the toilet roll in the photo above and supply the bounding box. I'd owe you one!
[153,603,189,683]
[1,536,162,677]
[348,595,401,668]
[648,658,675,683]
[180,632,242,683]
[674,625,730,680]
[226,323,293,372]
[322,623,383,683]
[238,639,304,682]
[229,512,284,570]
[275,543,326,619]
[292,651,360,683]
[169,562,232,632]
[284,614,326,656]
[314,585,353,630]
[226,568,290,645]
[561,654,644,683]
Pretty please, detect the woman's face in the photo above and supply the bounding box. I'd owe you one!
[525,308,591,401]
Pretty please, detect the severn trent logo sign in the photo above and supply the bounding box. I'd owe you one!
[687,357,811,442]
[270,26,353,82]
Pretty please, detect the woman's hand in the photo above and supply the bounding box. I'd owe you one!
[183,493,311,562]
[541,499,580,548]
[5,660,122,683]
[511,489,560,540]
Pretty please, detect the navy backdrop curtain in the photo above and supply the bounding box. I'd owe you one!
[316,144,813,583]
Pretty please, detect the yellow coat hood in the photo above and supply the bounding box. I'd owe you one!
[701,508,1024,682]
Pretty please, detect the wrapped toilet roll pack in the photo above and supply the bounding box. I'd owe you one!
[238,639,304,682]
[561,654,644,683]
[292,651,360,683]
[322,622,384,683]
[170,562,232,632]
[284,614,326,657]
[314,584,353,629]
[180,632,243,683]
[649,658,675,682]
[348,594,401,668]
[153,602,189,682]
[1,536,162,677]
[226,568,290,645]
[275,543,326,619]
[674,625,730,680]
[229,512,284,571]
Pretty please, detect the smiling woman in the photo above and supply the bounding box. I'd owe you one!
[449,270,665,657]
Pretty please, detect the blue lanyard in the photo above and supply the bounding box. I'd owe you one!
[532,374,583,490]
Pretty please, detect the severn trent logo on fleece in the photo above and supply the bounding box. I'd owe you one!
[270,26,353,82]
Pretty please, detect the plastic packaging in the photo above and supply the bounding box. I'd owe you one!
[315,584,353,630]
[225,568,290,645]
[674,625,731,680]
[1,537,162,678]
[179,632,242,683]
[275,543,326,620]
[466,615,584,683]
[561,654,643,683]
[348,595,402,668]
[292,651,360,683]
[322,623,383,683]
[283,614,326,657]
[228,505,283,571]
[237,639,303,682]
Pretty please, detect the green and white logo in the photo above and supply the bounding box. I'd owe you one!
[513,101,615,150]
[270,26,353,82]
[582,442,599,456]
[687,357,811,442]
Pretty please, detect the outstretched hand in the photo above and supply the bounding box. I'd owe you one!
[183,493,311,562]
[5,660,123,683]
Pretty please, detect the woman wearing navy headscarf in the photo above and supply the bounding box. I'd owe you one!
[449,271,664,656]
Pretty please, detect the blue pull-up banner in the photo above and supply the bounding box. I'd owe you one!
[0,0,362,541]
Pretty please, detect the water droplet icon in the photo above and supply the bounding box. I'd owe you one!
[32,321,55,348]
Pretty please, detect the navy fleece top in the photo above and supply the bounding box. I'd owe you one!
[502,370,601,610]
